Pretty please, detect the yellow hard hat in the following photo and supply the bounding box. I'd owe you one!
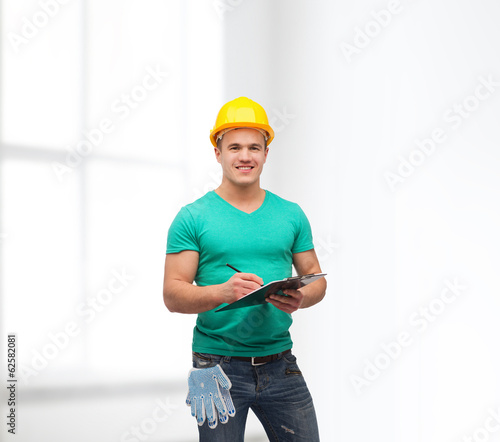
[210,97,275,147]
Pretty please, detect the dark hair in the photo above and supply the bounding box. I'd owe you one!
[216,129,268,150]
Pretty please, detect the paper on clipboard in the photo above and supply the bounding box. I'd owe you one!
[215,273,327,312]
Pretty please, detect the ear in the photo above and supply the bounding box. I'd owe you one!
[263,147,269,162]
[214,146,222,164]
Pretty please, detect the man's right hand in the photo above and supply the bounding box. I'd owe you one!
[164,251,264,313]
[220,273,264,304]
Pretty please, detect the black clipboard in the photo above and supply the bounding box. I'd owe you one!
[215,273,327,312]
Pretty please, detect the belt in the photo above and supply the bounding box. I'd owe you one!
[231,349,291,366]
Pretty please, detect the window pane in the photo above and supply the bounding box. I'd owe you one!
[86,0,183,162]
[1,159,83,380]
[85,161,190,379]
[1,1,81,147]
[85,0,223,163]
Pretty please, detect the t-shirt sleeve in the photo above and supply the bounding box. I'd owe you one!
[166,206,200,254]
[291,204,314,254]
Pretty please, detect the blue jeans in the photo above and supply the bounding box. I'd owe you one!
[192,350,320,441]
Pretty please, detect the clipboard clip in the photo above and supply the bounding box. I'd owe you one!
[284,273,317,282]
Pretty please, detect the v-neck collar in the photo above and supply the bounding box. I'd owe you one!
[211,190,269,215]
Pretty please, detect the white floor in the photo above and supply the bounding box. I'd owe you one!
[2,384,268,442]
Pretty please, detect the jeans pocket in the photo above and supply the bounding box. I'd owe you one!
[192,352,220,369]
[283,352,302,376]
[282,352,297,364]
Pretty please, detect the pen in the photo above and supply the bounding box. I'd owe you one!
[226,263,264,286]
[226,263,242,273]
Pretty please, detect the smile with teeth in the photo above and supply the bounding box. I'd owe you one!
[236,166,253,170]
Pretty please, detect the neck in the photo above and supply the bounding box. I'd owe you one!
[215,180,264,204]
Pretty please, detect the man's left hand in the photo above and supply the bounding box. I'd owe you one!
[266,289,304,313]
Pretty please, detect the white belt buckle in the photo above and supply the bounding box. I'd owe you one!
[251,356,267,366]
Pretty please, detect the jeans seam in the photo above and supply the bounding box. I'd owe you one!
[251,403,280,442]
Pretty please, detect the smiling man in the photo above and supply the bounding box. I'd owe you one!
[163,97,326,441]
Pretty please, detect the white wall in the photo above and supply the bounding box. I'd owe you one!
[221,1,500,441]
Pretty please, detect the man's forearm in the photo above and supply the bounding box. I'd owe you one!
[299,278,327,309]
[164,280,224,314]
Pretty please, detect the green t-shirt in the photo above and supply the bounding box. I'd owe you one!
[166,190,314,356]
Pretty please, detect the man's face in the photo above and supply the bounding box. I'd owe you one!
[215,128,269,188]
